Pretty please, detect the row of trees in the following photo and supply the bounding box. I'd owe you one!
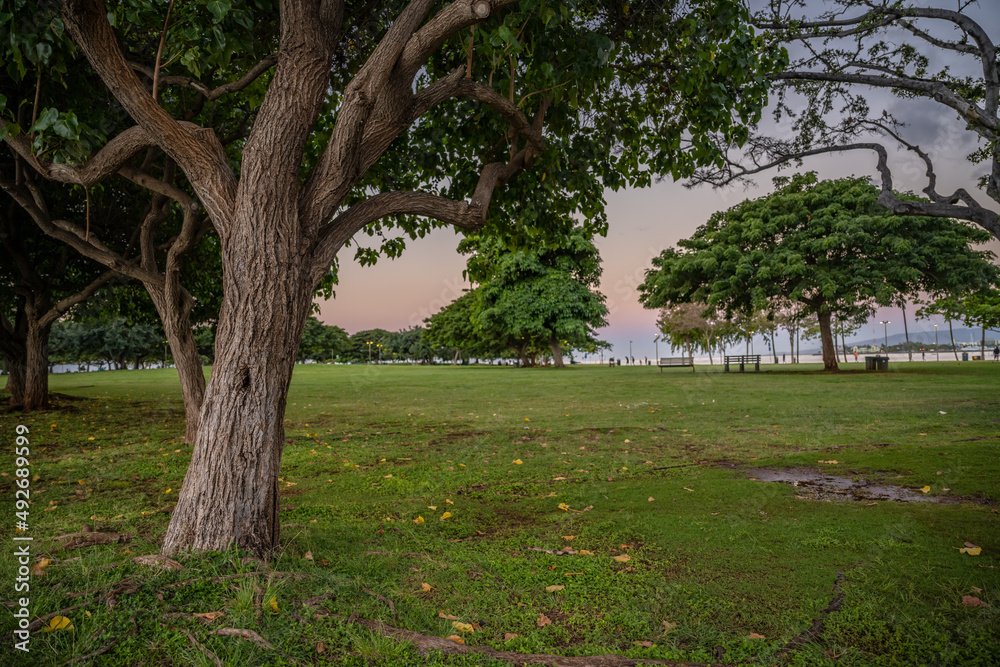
[641,175,999,371]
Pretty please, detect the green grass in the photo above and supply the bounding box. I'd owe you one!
[2,362,998,666]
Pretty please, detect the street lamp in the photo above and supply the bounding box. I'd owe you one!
[366,340,373,363]
[377,343,382,364]
[934,324,939,362]
[654,334,660,361]
[628,340,633,365]
[879,321,891,351]
[747,330,754,355]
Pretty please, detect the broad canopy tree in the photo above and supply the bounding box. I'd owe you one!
[2,0,779,558]
[639,174,998,370]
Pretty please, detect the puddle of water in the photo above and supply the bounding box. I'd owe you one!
[746,468,940,503]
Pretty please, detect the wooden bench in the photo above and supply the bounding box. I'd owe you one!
[657,357,693,371]
[724,355,760,372]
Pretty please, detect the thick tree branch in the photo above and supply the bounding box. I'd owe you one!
[61,0,238,230]
[37,268,119,329]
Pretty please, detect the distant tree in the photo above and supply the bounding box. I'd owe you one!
[297,317,349,363]
[465,231,608,367]
[423,293,488,363]
[918,289,1000,360]
[656,303,722,368]
[347,329,393,363]
[640,174,999,370]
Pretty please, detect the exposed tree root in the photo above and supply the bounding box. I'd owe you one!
[351,618,723,667]
[773,571,846,662]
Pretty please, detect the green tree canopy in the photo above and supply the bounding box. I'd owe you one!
[639,173,999,370]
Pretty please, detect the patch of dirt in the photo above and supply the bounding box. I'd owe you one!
[746,468,942,503]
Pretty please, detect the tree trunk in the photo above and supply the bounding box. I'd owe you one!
[840,331,848,364]
[22,320,53,410]
[982,324,986,361]
[771,332,778,364]
[161,217,314,558]
[902,303,912,361]
[549,336,564,368]
[949,319,958,360]
[2,347,26,405]
[788,326,795,364]
[796,327,800,363]
[817,310,839,371]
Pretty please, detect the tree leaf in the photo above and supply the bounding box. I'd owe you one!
[545,585,565,592]
[613,554,631,562]
[421,582,432,592]
[445,634,465,644]
[961,596,989,607]
[537,613,552,627]
[452,621,475,633]
[40,616,74,632]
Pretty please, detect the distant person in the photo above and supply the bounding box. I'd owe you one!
[994,345,999,361]
[922,351,926,361]
[853,351,858,362]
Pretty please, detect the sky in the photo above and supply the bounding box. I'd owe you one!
[317,1,1000,359]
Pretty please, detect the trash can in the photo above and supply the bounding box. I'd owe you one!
[962,352,969,361]
[616,359,621,366]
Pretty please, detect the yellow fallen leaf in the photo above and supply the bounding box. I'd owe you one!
[383,474,393,478]
[164,488,172,494]
[269,597,279,613]
[440,512,452,521]
[921,486,931,494]
[428,506,437,510]
[193,611,225,621]
[31,558,52,576]
[561,535,576,541]
[452,621,475,633]
[958,543,982,555]
[445,634,465,644]
[613,554,631,563]
[545,585,565,593]
[557,503,570,511]
[524,418,530,422]
[40,616,74,632]
[413,516,425,524]
[421,582,432,592]
[445,499,454,505]
[578,550,594,556]
[513,459,523,465]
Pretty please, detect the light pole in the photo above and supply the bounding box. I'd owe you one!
[746,330,754,355]
[366,340,373,363]
[934,324,939,362]
[377,343,382,364]
[654,334,659,361]
[628,340,633,365]
[879,321,891,351]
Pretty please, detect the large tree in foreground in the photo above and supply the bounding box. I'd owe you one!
[2,0,778,558]
[691,0,1000,241]
[639,174,998,370]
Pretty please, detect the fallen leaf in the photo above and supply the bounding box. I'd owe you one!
[920,486,931,494]
[557,503,570,511]
[303,551,313,561]
[413,516,424,524]
[452,621,475,633]
[439,512,452,521]
[749,632,765,639]
[445,634,465,644]
[578,550,594,556]
[513,459,523,465]
[504,632,519,641]
[269,597,279,613]
[961,596,989,607]
[428,506,437,510]
[438,611,459,620]
[193,611,225,621]
[421,583,432,592]
[613,554,631,563]
[648,497,655,502]
[662,620,677,634]
[316,641,325,653]
[972,586,983,593]
[959,546,983,556]
[40,616,74,632]
[562,535,576,540]
[445,499,454,505]
[545,585,565,593]
[30,558,52,576]
[682,487,694,492]
[537,614,552,627]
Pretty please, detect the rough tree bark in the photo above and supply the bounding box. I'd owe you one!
[816,309,839,371]
[549,336,564,368]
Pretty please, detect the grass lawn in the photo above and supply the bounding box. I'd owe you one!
[2,362,998,666]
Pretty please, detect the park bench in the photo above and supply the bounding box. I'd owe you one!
[657,357,693,371]
[724,354,760,372]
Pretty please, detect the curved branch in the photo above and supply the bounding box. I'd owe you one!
[61,0,237,229]
[38,268,119,329]
[691,141,1000,240]
[130,54,278,102]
